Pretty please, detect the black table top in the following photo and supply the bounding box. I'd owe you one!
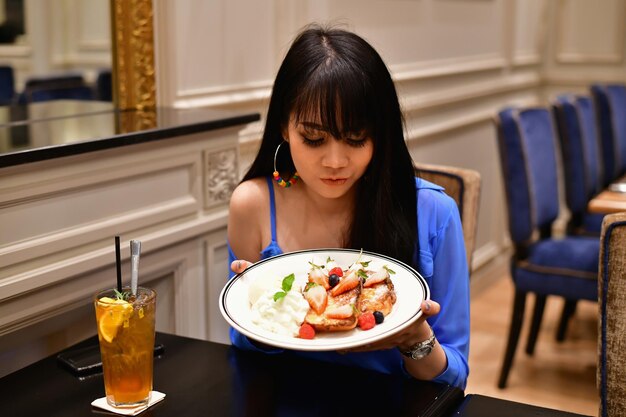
[454,394,593,417]
[0,332,464,417]
[0,101,260,168]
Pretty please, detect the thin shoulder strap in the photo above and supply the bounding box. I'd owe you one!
[265,176,278,242]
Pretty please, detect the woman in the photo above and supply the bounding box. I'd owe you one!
[227,24,469,389]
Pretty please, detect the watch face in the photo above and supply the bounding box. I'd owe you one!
[411,345,433,360]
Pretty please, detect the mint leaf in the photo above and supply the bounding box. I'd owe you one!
[383,265,396,274]
[304,282,317,292]
[114,289,130,301]
[360,260,371,268]
[273,291,286,302]
[357,270,368,280]
[282,273,295,292]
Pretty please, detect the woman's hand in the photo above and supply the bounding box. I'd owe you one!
[231,260,254,274]
[348,299,441,352]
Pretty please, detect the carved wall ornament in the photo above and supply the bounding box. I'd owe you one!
[205,148,238,208]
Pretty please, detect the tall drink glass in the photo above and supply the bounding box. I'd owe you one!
[94,286,156,407]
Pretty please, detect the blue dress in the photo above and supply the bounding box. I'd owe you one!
[227,177,470,389]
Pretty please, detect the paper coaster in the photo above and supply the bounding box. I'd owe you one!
[91,391,166,415]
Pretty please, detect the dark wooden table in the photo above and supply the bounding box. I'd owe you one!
[454,394,593,417]
[0,332,464,417]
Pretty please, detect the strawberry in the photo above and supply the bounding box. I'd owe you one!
[308,267,330,290]
[328,266,343,278]
[325,304,354,319]
[358,311,376,330]
[298,323,316,339]
[362,268,389,287]
[304,285,328,314]
[329,270,360,296]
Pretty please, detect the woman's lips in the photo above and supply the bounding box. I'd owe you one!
[321,178,347,186]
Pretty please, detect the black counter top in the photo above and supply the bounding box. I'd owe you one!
[0,101,260,168]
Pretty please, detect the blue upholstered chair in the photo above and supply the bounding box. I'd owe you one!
[28,86,94,102]
[17,73,93,104]
[95,69,112,101]
[591,84,626,186]
[0,65,15,105]
[598,212,626,417]
[494,107,599,389]
[552,94,604,235]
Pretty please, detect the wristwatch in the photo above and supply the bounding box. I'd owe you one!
[398,328,436,360]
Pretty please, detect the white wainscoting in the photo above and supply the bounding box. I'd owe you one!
[0,126,244,377]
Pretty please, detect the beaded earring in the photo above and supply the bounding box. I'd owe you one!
[273,141,299,188]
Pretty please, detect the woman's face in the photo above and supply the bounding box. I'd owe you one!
[285,115,374,199]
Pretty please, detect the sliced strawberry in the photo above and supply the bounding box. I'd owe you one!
[304,285,328,314]
[325,304,354,319]
[328,266,343,278]
[363,268,390,288]
[298,323,316,339]
[308,268,330,290]
[329,270,360,296]
[358,311,376,330]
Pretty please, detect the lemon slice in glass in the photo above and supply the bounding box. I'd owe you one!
[98,299,133,343]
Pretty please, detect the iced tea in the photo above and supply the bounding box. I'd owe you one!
[94,286,156,407]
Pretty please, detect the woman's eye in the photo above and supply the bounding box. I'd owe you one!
[302,136,324,147]
[345,138,367,148]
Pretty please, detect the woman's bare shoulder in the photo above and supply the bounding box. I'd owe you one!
[230,177,268,212]
[228,178,270,261]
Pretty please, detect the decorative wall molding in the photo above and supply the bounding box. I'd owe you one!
[391,55,507,82]
[555,0,626,65]
[204,146,239,209]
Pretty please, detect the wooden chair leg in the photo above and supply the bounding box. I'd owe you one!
[525,294,546,355]
[498,289,527,389]
[556,299,577,342]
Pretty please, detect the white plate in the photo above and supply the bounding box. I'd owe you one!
[219,248,429,351]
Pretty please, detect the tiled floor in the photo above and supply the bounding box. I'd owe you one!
[466,260,598,416]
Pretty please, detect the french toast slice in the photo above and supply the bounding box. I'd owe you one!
[304,285,361,332]
[357,279,396,316]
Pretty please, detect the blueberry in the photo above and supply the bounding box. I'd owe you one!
[373,311,384,324]
[329,274,339,287]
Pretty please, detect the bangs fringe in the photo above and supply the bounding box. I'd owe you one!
[290,61,374,139]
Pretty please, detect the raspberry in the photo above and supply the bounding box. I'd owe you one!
[298,323,316,339]
[358,311,376,331]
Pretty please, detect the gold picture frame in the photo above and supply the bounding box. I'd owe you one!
[110,0,156,111]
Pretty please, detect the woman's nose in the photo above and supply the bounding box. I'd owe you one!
[322,140,349,168]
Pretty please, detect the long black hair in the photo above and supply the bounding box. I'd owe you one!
[243,25,419,270]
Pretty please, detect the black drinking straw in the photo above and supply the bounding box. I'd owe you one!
[115,236,122,292]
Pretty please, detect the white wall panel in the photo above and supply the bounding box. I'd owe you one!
[556,0,624,64]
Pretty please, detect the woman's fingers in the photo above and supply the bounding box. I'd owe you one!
[230,260,253,274]
[347,300,441,353]
[421,299,440,318]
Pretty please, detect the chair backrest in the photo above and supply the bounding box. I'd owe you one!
[494,107,561,245]
[415,162,481,271]
[0,65,15,105]
[96,69,112,101]
[18,73,90,104]
[591,83,626,186]
[28,86,94,103]
[598,212,626,417]
[553,94,603,224]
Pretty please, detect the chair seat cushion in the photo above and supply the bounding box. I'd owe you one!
[514,236,599,300]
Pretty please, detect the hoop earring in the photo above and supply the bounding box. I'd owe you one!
[273,141,299,188]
